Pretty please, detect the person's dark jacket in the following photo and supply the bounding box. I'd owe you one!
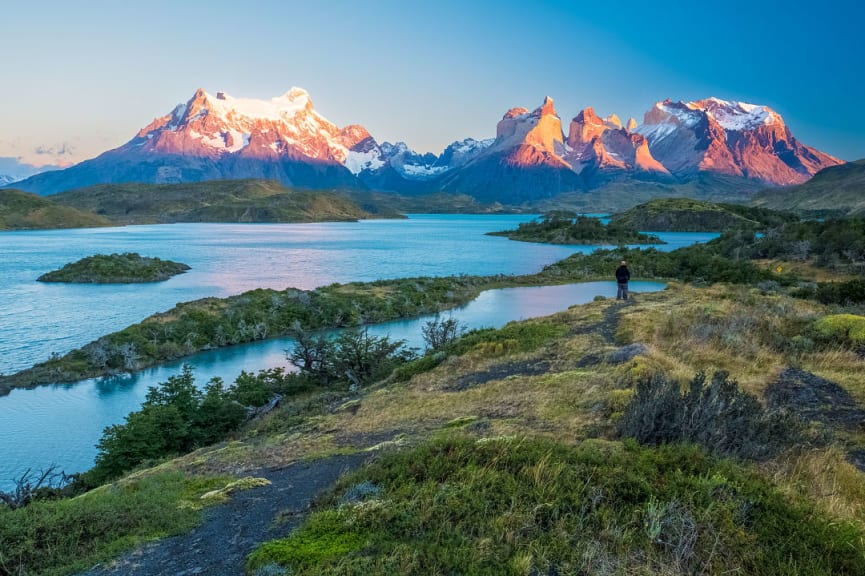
[615,265,630,284]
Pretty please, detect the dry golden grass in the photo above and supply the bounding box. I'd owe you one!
[765,446,865,528]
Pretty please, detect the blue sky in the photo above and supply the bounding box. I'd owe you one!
[1,0,863,167]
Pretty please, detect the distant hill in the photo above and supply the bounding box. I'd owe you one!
[0,189,111,230]
[609,198,796,232]
[535,174,767,214]
[51,179,398,224]
[749,159,865,217]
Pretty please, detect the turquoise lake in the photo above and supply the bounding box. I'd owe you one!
[0,215,716,488]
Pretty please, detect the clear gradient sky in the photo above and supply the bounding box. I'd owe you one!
[2,0,863,168]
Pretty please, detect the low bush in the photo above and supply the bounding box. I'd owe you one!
[448,320,566,356]
[794,278,865,305]
[812,314,865,347]
[618,371,801,460]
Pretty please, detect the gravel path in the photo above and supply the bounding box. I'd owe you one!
[79,453,368,576]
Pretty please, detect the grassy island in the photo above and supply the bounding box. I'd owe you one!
[37,253,191,284]
[488,211,664,245]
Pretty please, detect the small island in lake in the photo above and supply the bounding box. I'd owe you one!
[488,211,664,245]
[38,252,191,283]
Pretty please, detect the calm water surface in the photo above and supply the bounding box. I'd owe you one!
[0,215,714,487]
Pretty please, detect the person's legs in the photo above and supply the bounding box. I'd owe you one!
[622,283,628,300]
[617,283,625,300]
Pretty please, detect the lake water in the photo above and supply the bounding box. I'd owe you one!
[0,215,715,488]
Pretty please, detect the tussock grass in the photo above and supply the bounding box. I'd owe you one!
[765,447,865,528]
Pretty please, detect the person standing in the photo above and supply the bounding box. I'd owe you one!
[615,260,630,300]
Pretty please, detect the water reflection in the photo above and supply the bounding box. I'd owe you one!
[0,280,664,488]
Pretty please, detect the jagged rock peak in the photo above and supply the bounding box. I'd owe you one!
[626,117,638,131]
[574,106,602,124]
[503,107,530,120]
[535,96,557,117]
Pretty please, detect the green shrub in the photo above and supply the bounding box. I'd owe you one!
[795,279,865,305]
[618,371,801,460]
[87,366,247,483]
[392,352,445,382]
[449,321,566,356]
[813,314,865,347]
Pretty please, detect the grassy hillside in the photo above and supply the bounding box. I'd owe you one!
[609,198,797,232]
[0,189,111,230]
[339,190,519,214]
[534,174,767,213]
[51,179,400,224]
[750,159,865,217]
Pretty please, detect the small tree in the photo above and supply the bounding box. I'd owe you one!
[194,377,247,445]
[330,328,413,389]
[287,326,334,384]
[422,316,464,352]
[0,466,71,510]
[286,327,413,389]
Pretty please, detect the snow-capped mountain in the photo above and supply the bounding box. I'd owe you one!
[636,98,840,185]
[9,88,843,201]
[11,88,380,195]
[0,175,17,186]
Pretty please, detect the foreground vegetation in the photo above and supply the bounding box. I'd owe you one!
[488,211,663,244]
[4,205,865,574]
[248,438,863,575]
[0,471,254,576]
[37,253,190,283]
[5,278,865,574]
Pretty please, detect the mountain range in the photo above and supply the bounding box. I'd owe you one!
[10,88,843,203]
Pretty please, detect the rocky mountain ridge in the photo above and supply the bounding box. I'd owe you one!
[10,88,843,202]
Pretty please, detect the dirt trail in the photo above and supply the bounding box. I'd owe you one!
[79,454,368,576]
